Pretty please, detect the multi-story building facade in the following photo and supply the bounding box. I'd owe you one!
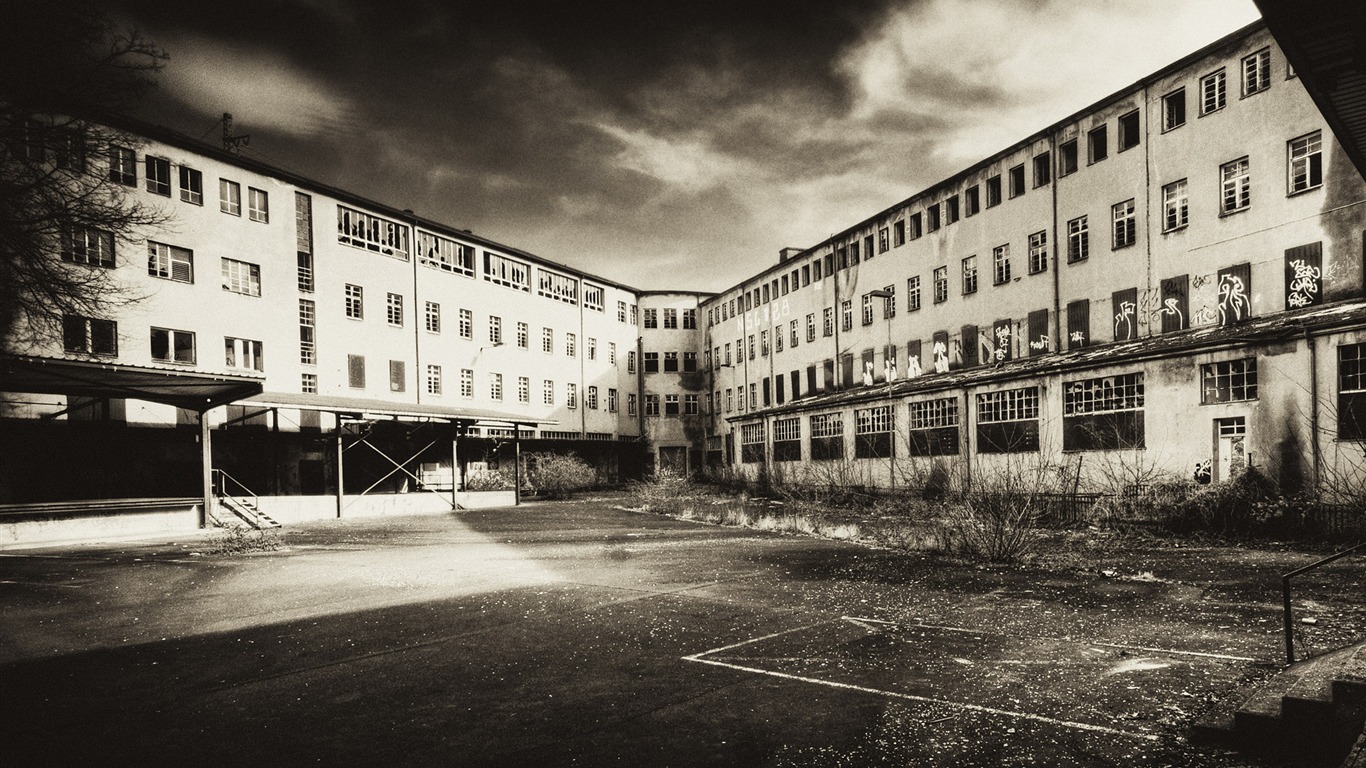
[704,21,1366,496]
[0,118,671,527]
[5,18,1366,542]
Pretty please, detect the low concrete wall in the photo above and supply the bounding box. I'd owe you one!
[0,491,521,549]
[0,501,201,549]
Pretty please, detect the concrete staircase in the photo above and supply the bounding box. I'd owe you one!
[1195,642,1366,766]
[213,494,280,530]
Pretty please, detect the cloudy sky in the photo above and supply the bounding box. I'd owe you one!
[103,0,1262,293]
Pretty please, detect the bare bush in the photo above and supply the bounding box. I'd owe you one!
[527,452,596,499]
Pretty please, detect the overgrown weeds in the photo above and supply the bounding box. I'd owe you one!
[207,523,284,555]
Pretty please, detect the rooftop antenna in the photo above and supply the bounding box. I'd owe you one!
[221,113,250,154]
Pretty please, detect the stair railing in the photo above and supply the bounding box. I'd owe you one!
[211,469,258,516]
[1283,540,1366,664]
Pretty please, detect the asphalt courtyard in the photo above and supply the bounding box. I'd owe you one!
[0,499,1323,767]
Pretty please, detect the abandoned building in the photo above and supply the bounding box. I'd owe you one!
[3,17,1366,542]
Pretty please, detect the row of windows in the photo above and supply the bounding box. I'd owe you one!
[642,308,698,329]
[707,46,1302,328]
[643,351,699,373]
[643,393,702,417]
[108,146,270,221]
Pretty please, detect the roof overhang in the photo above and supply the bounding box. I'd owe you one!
[241,391,557,426]
[0,354,263,411]
[1254,0,1366,179]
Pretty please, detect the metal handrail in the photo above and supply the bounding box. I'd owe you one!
[211,469,258,513]
[1282,540,1366,664]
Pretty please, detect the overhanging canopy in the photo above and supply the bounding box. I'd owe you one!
[0,354,263,411]
[1255,0,1366,179]
[241,391,557,426]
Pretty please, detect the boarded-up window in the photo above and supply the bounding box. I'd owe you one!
[1217,262,1253,325]
[1160,275,1189,333]
[960,325,979,368]
[841,354,855,389]
[807,365,818,395]
[907,339,923,375]
[1112,287,1139,341]
[348,354,366,389]
[1285,242,1323,309]
[861,348,876,384]
[931,331,950,373]
[823,359,835,392]
[1067,300,1090,349]
[389,360,405,392]
[1028,309,1049,356]
[991,319,1013,363]
[775,374,785,404]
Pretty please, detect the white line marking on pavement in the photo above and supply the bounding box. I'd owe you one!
[683,654,1160,741]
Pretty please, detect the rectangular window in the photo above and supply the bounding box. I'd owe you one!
[1201,69,1227,114]
[425,301,441,333]
[643,308,658,328]
[462,369,475,399]
[628,350,637,373]
[1286,241,1324,309]
[1162,88,1186,131]
[584,284,605,312]
[1008,164,1025,198]
[1028,231,1048,274]
[1216,262,1253,325]
[179,166,203,205]
[908,398,958,456]
[861,295,875,326]
[519,376,530,403]
[483,251,530,291]
[389,360,406,392]
[417,231,475,276]
[248,187,269,223]
[338,205,410,260]
[928,205,941,232]
[1088,125,1109,163]
[150,327,195,364]
[628,393,637,416]
[976,387,1040,453]
[965,185,980,215]
[644,351,659,373]
[219,179,241,215]
[1201,358,1258,404]
[683,309,697,329]
[933,266,949,303]
[145,156,171,196]
[587,337,597,361]
[1118,110,1140,151]
[345,284,364,320]
[426,365,443,396]
[148,241,194,283]
[1289,131,1323,194]
[1221,157,1251,213]
[221,258,261,296]
[740,422,766,463]
[1113,287,1139,341]
[809,413,844,461]
[663,308,678,328]
[665,350,680,370]
[63,316,117,356]
[586,385,598,410]
[790,319,800,348]
[907,276,921,311]
[1059,139,1078,176]
[224,337,264,372]
[297,252,314,292]
[565,332,576,357]
[486,315,504,345]
[841,300,853,331]
[296,194,313,256]
[347,355,365,388]
[61,225,114,267]
[945,195,959,224]
[537,268,579,305]
[109,146,136,186]
[961,256,978,295]
[1062,372,1145,451]
[992,244,1011,285]
[1112,199,1136,248]
[538,326,551,353]
[1242,48,1271,96]
[879,227,889,253]
[854,405,894,459]
[617,300,627,323]
[299,299,316,365]
[645,393,659,416]
[662,393,676,416]
[1032,152,1051,187]
[1067,216,1089,263]
[909,212,923,239]
[302,373,317,394]
[490,372,504,401]
[608,388,618,412]
[1338,344,1366,439]
[1162,179,1189,231]
[823,307,834,337]
[381,293,402,327]
[766,416,801,461]
[683,351,698,372]
[894,219,907,245]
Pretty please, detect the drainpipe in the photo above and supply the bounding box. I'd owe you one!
[1307,329,1320,494]
[1049,133,1062,347]
[406,211,422,407]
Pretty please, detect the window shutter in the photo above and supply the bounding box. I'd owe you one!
[1027,309,1049,356]
[1067,300,1090,349]
[348,355,366,388]
[1216,263,1253,325]
[1284,242,1323,309]
[1112,288,1139,341]
[1160,275,1189,333]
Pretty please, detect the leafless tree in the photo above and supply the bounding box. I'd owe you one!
[0,3,169,351]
